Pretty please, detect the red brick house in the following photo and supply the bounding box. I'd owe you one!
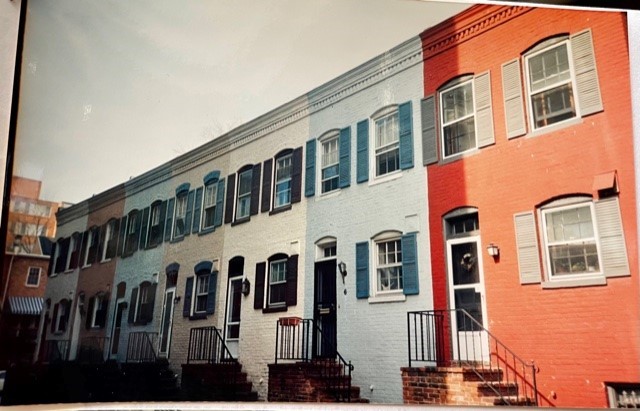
[404,5,639,408]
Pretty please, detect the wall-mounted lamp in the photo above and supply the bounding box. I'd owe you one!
[174,295,181,304]
[338,261,347,284]
[242,278,251,296]
[486,243,500,258]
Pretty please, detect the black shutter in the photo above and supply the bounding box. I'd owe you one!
[78,231,88,267]
[254,262,266,309]
[261,159,273,212]
[128,287,138,324]
[139,207,150,249]
[183,277,194,317]
[106,222,118,258]
[164,198,175,242]
[206,271,218,314]
[291,147,303,204]
[133,211,142,251]
[140,283,157,324]
[51,303,59,332]
[286,255,298,307]
[184,190,195,236]
[61,300,71,331]
[96,297,109,328]
[250,164,261,216]
[158,200,167,241]
[85,297,95,329]
[47,243,57,277]
[117,216,128,257]
[224,174,235,224]
[96,224,106,263]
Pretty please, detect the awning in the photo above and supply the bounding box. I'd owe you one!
[8,296,43,315]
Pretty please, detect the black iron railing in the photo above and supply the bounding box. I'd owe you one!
[275,317,353,402]
[408,309,538,406]
[78,336,109,363]
[126,332,157,363]
[40,339,70,363]
[186,326,235,364]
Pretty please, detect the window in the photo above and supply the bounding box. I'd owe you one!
[316,237,337,260]
[67,233,81,270]
[606,383,640,408]
[26,267,41,287]
[147,201,164,246]
[236,169,252,219]
[376,238,403,292]
[321,135,339,193]
[194,274,210,313]
[87,294,108,328]
[374,110,400,176]
[268,259,287,306]
[525,40,576,129]
[274,154,292,208]
[102,220,118,261]
[52,299,70,333]
[128,281,156,325]
[202,183,217,229]
[440,80,476,157]
[542,203,599,278]
[183,261,218,319]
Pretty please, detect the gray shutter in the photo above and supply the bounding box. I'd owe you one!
[514,212,542,284]
[261,159,273,212]
[224,174,235,224]
[184,190,195,236]
[206,271,218,314]
[339,127,351,188]
[214,178,225,227]
[164,198,175,242]
[594,197,629,277]
[474,71,495,147]
[356,120,369,183]
[192,187,203,233]
[250,164,261,216]
[501,59,527,138]
[356,241,369,298]
[183,277,193,317]
[305,140,316,197]
[254,262,266,309]
[399,101,414,170]
[421,96,438,165]
[401,233,419,295]
[291,147,303,203]
[571,29,603,117]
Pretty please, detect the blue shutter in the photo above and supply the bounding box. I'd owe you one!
[338,127,351,188]
[399,101,414,170]
[139,207,150,250]
[356,241,369,299]
[184,190,195,236]
[214,178,225,227]
[305,140,316,197]
[164,198,175,242]
[356,120,369,183]
[183,277,194,317]
[401,232,419,295]
[192,187,203,233]
[206,271,218,314]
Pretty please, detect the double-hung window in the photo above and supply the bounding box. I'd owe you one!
[321,135,339,193]
[202,183,217,230]
[268,259,287,307]
[194,273,210,314]
[148,202,163,246]
[85,227,100,265]
[376,238,403,292]
[236,169,252,220]
[183,261,218,318]
[26,267,41,287]
[174,194,187,237]
[525,40,576,129]
[274,154,292,208]
[440,80,476,157]
[374,111,400,177]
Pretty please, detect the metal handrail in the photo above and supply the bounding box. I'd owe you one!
[407,309,538,406]
[126,332,157,363]
[78,336,110,363]
[40,339,70,363]
[186,326,235,364]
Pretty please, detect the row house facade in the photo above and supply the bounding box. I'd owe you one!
[38,4,638,407]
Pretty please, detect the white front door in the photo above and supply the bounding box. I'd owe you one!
[225,277,242,358]
[158,288,175,357]
[446,236,489,363]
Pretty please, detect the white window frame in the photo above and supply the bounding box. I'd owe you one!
[373,232,404,295]
[173,194,187,238]
[101,220,115,261]
[201,182,217,230]
[524,39,578,131]
[134,282,151,323]
[540,201,602,281]
[55,301,67,333]
[440,79,477,159]
[194,273,210,314]
[236,169,252,220]
[268,259,287,307]
[26,266,41,287]
[274,154,293,208]
[372,107,401,178]
[318,132,340,195]
[65,235,77,271]
[315,237,337,261]
[90,294,104,328]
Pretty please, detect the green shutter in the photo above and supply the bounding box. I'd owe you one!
[474,72,495,148]
[571,29,603,116]
[206,271,218,314]
[356,120,369,183]
[421,96,438,165]
[214,178,225,227]
[192,187,203,233]
[356,241,369,299]
[399,101,414,170]
[402,233,419,295]
[305,140,316,197]
[594,197,629,277]
[514,212,542,284]
[164,198,175,242]
[339,127,351,188]
[501,59,526,138]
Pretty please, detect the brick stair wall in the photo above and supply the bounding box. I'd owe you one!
[181,362,258,401]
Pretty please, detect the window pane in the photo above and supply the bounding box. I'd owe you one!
[238,171,252,195]
[444,117,476,157]
[442,82,473,124]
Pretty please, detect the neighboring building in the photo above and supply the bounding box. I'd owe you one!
[403,5,639,408]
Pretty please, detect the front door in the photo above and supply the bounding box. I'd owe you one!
[446,236,489,362]
[109,301,126,358]
[313,260,337,358]
[225,277,242,358]
[158,288,175,357]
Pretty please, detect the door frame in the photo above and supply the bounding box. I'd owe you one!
[157,287,176,358]
[313,259,337,359]
[223,275,242,358]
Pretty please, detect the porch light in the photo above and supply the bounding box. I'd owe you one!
[242,278,251,296]
[338,261,347,277]
[486,243,500,258]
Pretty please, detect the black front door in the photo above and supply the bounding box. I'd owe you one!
[313,259,337,358]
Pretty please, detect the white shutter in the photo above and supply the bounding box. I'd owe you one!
[594,197,629,277]
[421,95,438,165]
[514,212,542,284]
[571,29,603,116]
[501,59,526,138]
[474,71,495,148]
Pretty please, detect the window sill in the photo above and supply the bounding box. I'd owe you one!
[198,227,216,236]
[232,217,250,227]
[100,258,112,264]
[542,275,606,289]
[189,312,208,320]
[170,236,185,244]
[368,170,403,187]
[524,117,583,140]
[25,283,39,288]
[440,147,481,165]
[263,305,287,314]
[368,293,406,304]
[145,243,159,250]
[316,190,341,202]
[269,205,292,216]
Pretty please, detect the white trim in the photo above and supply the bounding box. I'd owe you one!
[439,79,477,159]
[25,266,41,287]
[371,109,401,180]
[317,132,341,195]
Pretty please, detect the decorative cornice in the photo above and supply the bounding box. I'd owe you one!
[421,5,532,59]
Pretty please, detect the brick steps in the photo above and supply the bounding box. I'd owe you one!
[181,362,258,401]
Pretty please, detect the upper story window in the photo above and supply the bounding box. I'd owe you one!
[274,153,292,208]
[202,182,217,230]
[525,40,576,130]
[124,210,140,256]
[440,79,476,158]
[236,169,252,220]
[374,110,400,177]
[84,226,100,266]
[26,266,41,287]
[147,201,164,246]
[174,194,188,238]
[67,232,81,271]
[101,219,118,261]
[320,134,339,194]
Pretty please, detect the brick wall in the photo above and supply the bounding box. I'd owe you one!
[401,367,496,406]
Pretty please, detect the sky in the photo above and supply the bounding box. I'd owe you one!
[13,0,471,204]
